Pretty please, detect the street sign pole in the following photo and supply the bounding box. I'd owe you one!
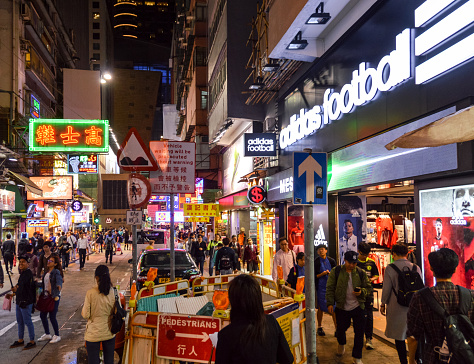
[170,193,175,282]
[304,203,317,364]
[132,207,138,283]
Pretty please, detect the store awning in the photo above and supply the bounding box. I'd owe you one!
[75,189,95,201]
[7,171,43,196]
[385,106,474,150]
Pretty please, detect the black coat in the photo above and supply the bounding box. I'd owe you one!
[16,268,36,308]
[191,241,206,258]
[216,315,293,364]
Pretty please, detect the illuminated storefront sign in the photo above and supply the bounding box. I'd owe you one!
[31,95,40,118]
[244,133,277,157]
[29,119,109,153]
[280,0,474,149]
[68,155,98,174]
[155,211,185,223]
[27,219,49,228]
[0,190,15,211]
[183,203,219,217]
[27,176,73,200]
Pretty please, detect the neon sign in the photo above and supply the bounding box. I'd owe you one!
[31,95,40,118]
[29,119,109,153]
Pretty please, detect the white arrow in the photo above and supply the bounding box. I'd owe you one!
[175,331,210,342]
[298,155,322,203]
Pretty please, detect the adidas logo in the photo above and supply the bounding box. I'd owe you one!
[313,224,328,247]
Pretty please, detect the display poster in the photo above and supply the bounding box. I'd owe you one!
[337,195,367,264]
[27,176,73,200]
[67,154,98,174]
[270,302,300,348]
[222,133,253,196]
[419,183,474,288]
[288,205,304,253]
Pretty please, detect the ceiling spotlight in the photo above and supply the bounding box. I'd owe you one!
[100,78,107,84]
[262,60,280,72]
[306,2,331,25]
[103,72,112,80]
[249,76,265,90]
[287,31,308,50]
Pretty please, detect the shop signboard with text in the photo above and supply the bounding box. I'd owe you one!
[27,176,73,200]
[243,133,277,157]
[29,119,109,153]
[222,133,253,196]
[419,183,474,289]
[67,154,98,174]
[183,203,219,217]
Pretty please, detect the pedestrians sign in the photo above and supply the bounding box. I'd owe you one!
[293,152,327,205]
[117,127,158,171]
[156,314,221,363]
[126,210,142,225]
[128,173,152,209]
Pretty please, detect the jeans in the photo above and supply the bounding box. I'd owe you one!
[86,337,115,364]
[61,253,70,268]
[40,297,60,336]
[4,254,14,272]
[16,303,35,342]
[105,249,113,264]
[335,306,366,359]
[195,256,204,275]
[364,302,373,340]
[79,249,87,269]
[71,248,76,261]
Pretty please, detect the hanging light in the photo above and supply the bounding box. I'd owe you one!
[306,2,331,25]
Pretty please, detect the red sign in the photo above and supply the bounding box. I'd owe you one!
[128,173,152,209]
[156,314,221,363]
[117,128,158,171]
[248,185,267,204]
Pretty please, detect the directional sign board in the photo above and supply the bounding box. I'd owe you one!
[293,152,327,205]
[157,314,221,363]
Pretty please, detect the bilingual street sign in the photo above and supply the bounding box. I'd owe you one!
[293,152,327,205]
[126,210,143,225]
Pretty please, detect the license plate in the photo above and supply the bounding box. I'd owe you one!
[159,278,170,283]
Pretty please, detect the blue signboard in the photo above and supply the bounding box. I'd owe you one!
[293,152,327,205]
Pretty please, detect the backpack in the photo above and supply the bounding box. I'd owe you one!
[389,263,424,307]
[220,249,232,270]
[105,235,115,250]
[419,286,474,363]
[109,288,126,334]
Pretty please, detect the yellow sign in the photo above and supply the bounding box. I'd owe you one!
[272,302,300,348]
[183,203,219,217]
[185,216,210,222]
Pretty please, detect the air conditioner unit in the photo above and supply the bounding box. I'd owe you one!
[21,3,31,21]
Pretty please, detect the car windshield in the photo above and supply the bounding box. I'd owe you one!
[143,252,193,267]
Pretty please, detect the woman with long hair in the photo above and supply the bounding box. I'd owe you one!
[38,254,63,344]
[215,274,293,364]
[81,265,116,364]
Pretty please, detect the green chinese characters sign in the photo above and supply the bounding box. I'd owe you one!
[29,119,109,153]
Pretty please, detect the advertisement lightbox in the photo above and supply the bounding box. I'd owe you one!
[419,183,474,289]
[243,133,277,157]
[27,176,73,200]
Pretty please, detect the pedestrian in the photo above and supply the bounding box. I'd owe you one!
[38,254,63,343]
[243,238,259,274]
[357,242,380,350]
[2,233,16,274]
[210,243,223,276]
[56,232,66,254]
[69,231,77,261]
[215,274,293,364]
[59,232,72,271]
[407,248,473,364]
[314,244,337,337]
[0,253,3,288]
[36,233,44,257]
[230,235,242,271]
[77,232,89,270]
[272,237,296,283]
[29,232,38,251]
[123,228,129,250]
[25,244,39,277]
[95,231,103,253]
[286,252,305,290]
[116,232,123,255]
[7,255,37,350]
[145,240,155,250]
[104,231,116,265]
[326,251,371,364]
[18,233,29,257]
[37,241,56,278]
[207,233,219,263]
[215,237,236,275]
[191,234,206,275]
[82,265,116,364]
[381,244,423,364]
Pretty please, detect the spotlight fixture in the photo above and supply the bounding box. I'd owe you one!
[249,76,265,90]
[306,2,331,25]
[262,59,280,72]
[287,31,308,50]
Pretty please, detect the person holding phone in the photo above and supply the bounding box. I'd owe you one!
[325,251,371,364]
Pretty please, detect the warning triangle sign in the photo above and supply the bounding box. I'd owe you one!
[117,128,159,171]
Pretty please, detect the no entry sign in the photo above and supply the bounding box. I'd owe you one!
[156,314,221,363]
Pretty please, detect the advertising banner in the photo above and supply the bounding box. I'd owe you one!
[183,203,219,217]
[27,176,73,200]
[243,133,277,157]
[419,183,474,289]
[67,155,98,174]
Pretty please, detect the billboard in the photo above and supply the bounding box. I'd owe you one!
[243,133,277,157]
[27,176,73,200]
[29,119,109,153]
[67,154,98,174]
[419,183,474,289]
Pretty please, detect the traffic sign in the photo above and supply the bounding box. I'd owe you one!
[157,314,221,363]
[248,185,266,204]
[293,152,327,205]
[128,173,152,209]
[117,127,158,171]
[126,210,142,225]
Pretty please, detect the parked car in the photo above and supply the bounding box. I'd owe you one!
[136,248,200,290]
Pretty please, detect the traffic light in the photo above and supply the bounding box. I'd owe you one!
[94,216,100,224]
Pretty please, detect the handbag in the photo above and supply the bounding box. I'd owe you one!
[109,288,126,334]
[36,292,55,312]
[3,295,12,311]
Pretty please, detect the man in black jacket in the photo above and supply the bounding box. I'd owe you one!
[2,233,16,274]
[18,233,30,257]
[215,237,236,275]
[191,235,207,275]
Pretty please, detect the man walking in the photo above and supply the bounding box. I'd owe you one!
[215,237,236,275]
[104,231,116,265]
[272,237,296,283]
[357,242,379,350]
[77,232,89,270]
[326,251,371,364]
[2,233,16,274]
[59,233,72,271]
[407,248,474,364]
[315,244,337,336]
[243,238,259,273]
[190,235,206,275]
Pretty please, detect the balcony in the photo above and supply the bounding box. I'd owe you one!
[25,49,56,101]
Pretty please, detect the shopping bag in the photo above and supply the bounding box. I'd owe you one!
[36,292,55,312]
[3,295,12,311]
[13,256,16,267]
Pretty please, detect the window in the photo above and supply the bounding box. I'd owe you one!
[145,1,155,5]
[102,180,128,209]
[209,60,226,110]
[92,1,99,8]
[93,12,100,19]
[93,53,100,60]
[196,5,207,21]
[201,90,208,110]
[209,0,226,47]
[93,64,100,70]
[93,43,100,50]
[93,22,100,29]
[195,47,206,67]
[93,33,100,39]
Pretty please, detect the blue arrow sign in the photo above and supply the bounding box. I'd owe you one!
[293,152,327,205]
